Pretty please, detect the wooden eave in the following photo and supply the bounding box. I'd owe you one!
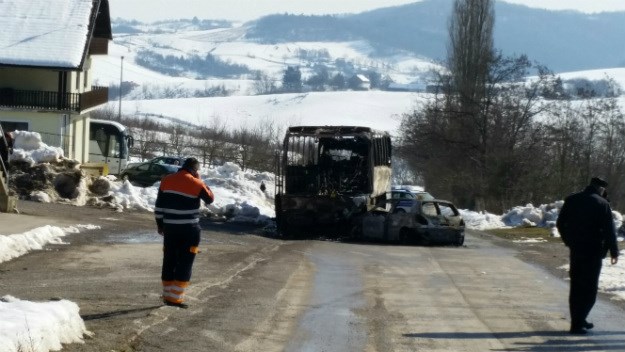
[93,0,112,40]
[0,62,80,72]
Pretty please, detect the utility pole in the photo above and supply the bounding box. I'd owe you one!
[118,56,124,121]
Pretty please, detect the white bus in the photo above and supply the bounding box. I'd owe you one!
[89,119,134,175]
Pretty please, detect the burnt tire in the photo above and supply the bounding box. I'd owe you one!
[419,232,431,246]
[399,228,411,245]
[454,233,465,247]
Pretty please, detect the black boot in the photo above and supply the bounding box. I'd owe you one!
[163,300,189,309]
[569,326,588,335]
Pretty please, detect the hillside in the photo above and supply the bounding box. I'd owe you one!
[94,19,439,99]
[111,90,419,136]
[92,1,625,136]
[246,0,625,72]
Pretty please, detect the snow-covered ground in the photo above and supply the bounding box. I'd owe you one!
[0,225,97,352]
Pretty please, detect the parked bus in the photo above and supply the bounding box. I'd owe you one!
[275,126,392,238]
[89,119,134,175]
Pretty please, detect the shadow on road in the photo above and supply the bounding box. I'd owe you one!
[403,331,625,351]
[82,305,162,321]
[200,218,268,236]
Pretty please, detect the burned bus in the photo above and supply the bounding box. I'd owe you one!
[275,126,392,238]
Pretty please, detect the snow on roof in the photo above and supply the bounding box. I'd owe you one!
[355,74,370,82]
[0,0,95,68]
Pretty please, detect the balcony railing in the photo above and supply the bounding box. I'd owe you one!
[0,86,109,113]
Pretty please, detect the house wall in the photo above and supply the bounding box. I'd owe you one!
[0,111,90,163]
[71,114,91,162]
[0,60,94,95]
[68,58,92,94]
[0,67,59,91]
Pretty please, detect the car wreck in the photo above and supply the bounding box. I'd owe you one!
[360,198,465,246]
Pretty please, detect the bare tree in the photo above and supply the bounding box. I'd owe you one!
[399,0,569,212]
[169,124,188,156]
[448,0,495,109]
[198,118,228,167]
[252,72,277,95]
[131,117,162,161]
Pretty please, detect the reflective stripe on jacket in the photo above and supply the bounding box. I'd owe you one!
[154,169,214,228]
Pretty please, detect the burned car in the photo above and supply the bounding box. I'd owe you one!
[360,199,465,246]
[390,189,435,213]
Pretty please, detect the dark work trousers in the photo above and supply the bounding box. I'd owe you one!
[569,248,603,328]
[162,224,201,283]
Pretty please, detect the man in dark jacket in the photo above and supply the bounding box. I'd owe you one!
[556,176,619,334]
[154,157,214,308]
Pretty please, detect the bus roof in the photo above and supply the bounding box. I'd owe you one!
[90,119,127,132]
[287,125,388,136]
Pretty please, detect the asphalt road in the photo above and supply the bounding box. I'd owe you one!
[1,201,624,351]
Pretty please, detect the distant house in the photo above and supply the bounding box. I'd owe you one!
[0,0,112,163]
[349,74,371,91]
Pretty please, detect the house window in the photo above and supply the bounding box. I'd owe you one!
[0,121,29,132]
[84,70,88,88]
[76,72,81,90]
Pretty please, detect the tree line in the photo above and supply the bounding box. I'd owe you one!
[92,107,282,173]
[398,0,625,213]
[135,50,253,79]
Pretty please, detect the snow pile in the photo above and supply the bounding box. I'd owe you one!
[8,136,275,223]
[108,178,157,212]
[458,210,507,230]
[10,131,64,165]
[0,225,99,351]
[461,201,624,236]
[502,203,558,227]
[101,162,275,223]
[0,296,89,352]
[1,225,70,264]
[0,225,99,264]
[203,163,275,223]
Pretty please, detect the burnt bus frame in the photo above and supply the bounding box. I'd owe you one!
[275,126,392,238]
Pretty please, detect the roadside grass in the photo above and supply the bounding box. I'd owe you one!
[485,227,560,243]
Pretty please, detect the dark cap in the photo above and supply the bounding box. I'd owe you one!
[590,176,608,188]
[182,157,199,169]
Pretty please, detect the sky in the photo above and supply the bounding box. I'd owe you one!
[2,132,624,350]
[107,0,625,22]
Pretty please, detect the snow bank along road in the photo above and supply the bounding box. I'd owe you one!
[2,201,625,351]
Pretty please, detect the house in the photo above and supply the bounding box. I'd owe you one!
[0,0,112,164]
[349,74,371,91]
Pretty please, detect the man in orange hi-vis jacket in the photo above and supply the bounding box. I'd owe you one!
[155,157,214,308]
